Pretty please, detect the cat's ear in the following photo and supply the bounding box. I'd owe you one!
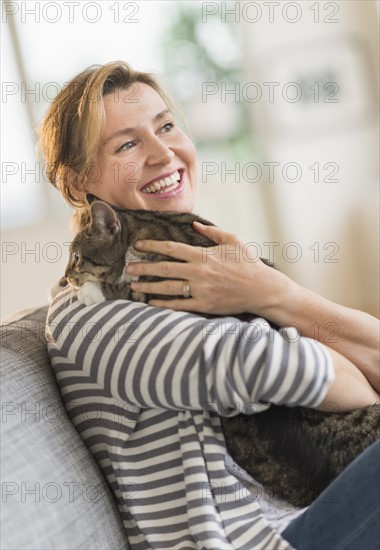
[90,201,121,237]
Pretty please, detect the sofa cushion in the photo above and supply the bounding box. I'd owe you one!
[1,307,130,550]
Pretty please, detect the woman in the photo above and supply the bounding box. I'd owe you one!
[42,61,379,550]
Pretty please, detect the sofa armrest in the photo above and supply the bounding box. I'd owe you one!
[1,307,130,550]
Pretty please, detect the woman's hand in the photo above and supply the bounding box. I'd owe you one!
[125,221,292,317]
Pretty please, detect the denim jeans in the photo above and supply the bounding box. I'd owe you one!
[282,438,380,550]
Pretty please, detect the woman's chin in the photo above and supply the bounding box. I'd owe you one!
[144,196,194,213]
[141,188,195,212]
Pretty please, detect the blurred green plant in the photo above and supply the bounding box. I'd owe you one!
[159,3,255,160]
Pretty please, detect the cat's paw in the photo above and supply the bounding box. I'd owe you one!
[131,290,148,303]
[78,282,106,306]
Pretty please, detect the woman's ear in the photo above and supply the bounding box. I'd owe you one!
[65,167,88,202]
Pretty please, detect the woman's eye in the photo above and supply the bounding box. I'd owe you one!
[117,141,135,153]
[161,122,174,133]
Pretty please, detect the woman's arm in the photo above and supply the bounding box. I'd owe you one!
[47,287,338,413]
[264,280,380,393]
[318,346,379,410]
[126,223,380,392]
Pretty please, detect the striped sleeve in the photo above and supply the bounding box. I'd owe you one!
[47,288,334,414]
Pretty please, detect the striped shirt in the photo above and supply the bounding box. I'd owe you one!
[46,287,334,549]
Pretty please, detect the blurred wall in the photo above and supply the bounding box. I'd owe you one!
[241,0,379,316]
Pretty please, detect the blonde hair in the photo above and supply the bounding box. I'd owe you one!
[39,61,183,227]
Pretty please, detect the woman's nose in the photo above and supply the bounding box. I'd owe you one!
[146,137,175,165]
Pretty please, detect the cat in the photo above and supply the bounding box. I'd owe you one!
[62,198,380,508]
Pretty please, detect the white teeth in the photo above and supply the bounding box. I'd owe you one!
[143,171,181,194]
[158,180,180,194]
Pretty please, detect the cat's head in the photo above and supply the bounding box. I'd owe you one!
[65,201,126,288]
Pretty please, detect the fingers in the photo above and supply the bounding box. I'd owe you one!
[126,259,191,279]
[132,223,242,261]
[134,239,200,261]
[130,280,206,314]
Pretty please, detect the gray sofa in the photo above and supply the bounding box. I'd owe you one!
[1,306,130,550]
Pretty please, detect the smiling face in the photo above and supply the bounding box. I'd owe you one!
[85,83,197,212]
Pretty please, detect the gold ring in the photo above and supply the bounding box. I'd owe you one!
[182,282,191,299]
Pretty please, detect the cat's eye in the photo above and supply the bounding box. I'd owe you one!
[72,252,80,264]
